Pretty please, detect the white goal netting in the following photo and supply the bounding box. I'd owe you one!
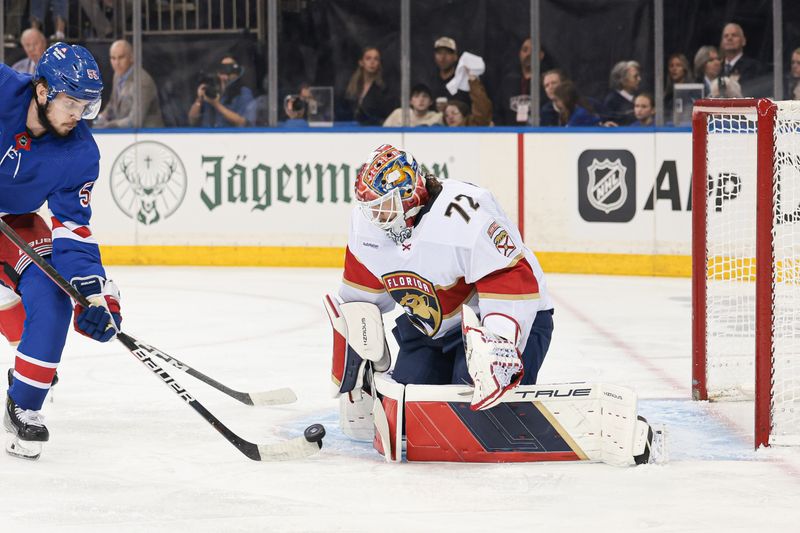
[703,101,800,445]
[705,111,758,400]
[770,102,800,445]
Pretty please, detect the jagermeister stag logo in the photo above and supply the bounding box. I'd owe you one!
[110,141,188,225]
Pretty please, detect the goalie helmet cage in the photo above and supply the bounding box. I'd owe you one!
[692,98,800,449]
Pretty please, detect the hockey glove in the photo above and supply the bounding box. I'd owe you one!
[462,305,524,411]
[71,276,122,342]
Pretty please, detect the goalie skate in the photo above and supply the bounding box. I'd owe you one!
[4,394,48,460]
[633,417,668,465]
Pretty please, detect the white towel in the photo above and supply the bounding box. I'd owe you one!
[446,52,485,95]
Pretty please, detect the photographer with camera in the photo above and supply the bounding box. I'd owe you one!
[280,83,313,128]
[188,55,254,127]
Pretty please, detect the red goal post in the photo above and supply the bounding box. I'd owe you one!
[692,98,800,449]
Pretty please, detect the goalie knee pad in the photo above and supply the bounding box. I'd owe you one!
[324,294,391,396]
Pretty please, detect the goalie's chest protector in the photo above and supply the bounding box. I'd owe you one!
[348,180,537,339]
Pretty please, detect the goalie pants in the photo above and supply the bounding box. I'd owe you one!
[391,308,554,386]
[1,214,70,411]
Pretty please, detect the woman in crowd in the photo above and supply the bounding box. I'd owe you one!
[344,46,394,125]
[664,53,693,113]
[693,46,722,97]
[632,93,655,126]
[602,60,641,125]
[553,80,600,127]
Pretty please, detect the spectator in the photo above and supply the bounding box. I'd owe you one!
[383,83,443,126]
[443,76,492,127]
[281,83,312,128]
[30,0,67,41]
[631,93,655,126]
[602,60,641,126]
[786,48,800,100]
[188,55,254,128]
[693,45,722,96]
[429,36,470,109]
[540,68,566,127]
[493,38,555,126]
[11,29,47,75]
[719,22,765,96]
[93,40,164,129]
[664,53,693,113]
[344,46,393,126]
[78,0,116,39]
[553,81,600,127]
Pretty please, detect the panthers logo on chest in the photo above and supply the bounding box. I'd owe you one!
[382,271,442,336]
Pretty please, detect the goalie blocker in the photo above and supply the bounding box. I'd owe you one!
[372,373,662,466]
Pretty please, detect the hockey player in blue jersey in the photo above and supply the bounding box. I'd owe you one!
[0,43,122,459]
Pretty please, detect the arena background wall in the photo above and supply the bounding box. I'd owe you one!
[87,129,694,277]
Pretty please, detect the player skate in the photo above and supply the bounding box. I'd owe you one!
[4,393,48,460]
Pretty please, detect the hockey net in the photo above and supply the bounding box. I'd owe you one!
[693,99,800,448]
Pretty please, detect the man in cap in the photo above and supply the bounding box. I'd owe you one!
[429,36,471,110]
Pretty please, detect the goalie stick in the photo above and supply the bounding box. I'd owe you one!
[0,218,324,461]
[126,339,297,406]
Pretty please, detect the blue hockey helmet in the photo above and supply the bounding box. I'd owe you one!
[34,42,103,119]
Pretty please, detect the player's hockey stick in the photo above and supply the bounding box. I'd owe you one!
[117,339,297,406]
[0,218,325,461]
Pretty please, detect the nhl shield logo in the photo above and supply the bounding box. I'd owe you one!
[382,271,442,336]
[578,149,636,222]
[586,158,628,214]
[110,141,188,225]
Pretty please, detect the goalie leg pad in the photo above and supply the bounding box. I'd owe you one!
[0,287,24,346]
[372,372,405,462]
[324,295,390,396]
[339,388,376,442]
[392,382,661,465]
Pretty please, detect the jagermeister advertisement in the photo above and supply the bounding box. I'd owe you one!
[89,132,516,248]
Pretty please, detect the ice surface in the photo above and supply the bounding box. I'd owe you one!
[1,268,798,532]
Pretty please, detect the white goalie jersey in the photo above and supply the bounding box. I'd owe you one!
[338,179,552,348]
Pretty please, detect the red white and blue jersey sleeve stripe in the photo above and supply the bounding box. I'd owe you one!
[48,176,106,283]
[50,216,105,283]
[338,246,395,313]
[475,255,541,348]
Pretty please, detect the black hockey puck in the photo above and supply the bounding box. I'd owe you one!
[304,423,326,447]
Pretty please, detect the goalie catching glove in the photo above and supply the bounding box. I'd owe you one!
[462,305,523,410]
[71,275,122,342]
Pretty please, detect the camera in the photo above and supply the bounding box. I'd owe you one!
[197,73,219,100]
[284,94,307,118]
[288,96,305,114]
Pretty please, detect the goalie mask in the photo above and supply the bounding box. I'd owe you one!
[355,144,429,244]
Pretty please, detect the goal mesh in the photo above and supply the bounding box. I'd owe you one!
[704,111,758,400]
[770,101,800,445]
[700,100,800,446]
